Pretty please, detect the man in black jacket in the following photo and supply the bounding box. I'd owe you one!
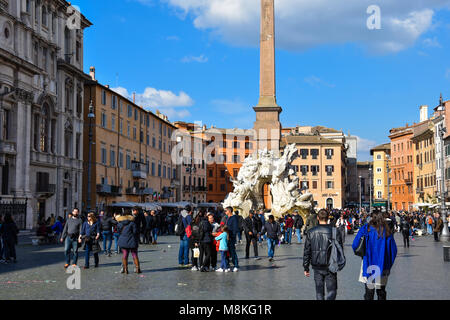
[243,210,261,260]
[293,210,304,244]
[303,209,343,300]
[261,215,281,262]
[131,208,145,245]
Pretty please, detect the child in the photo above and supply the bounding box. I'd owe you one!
[215,226,230,272]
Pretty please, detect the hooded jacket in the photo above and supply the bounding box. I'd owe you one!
[117,215,138,249]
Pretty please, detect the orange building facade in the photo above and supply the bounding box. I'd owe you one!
[388,125,414,211]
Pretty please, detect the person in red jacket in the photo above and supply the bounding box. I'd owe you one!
[284,215,294,244]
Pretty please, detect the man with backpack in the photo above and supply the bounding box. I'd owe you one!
[303,209,345,300]
[293,210,304,244]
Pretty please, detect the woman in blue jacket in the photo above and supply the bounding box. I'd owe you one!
[80,212,101,269]
[352,211,397,300]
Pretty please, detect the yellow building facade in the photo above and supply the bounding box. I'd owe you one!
[370,143,391,206]
[412,120,436,205]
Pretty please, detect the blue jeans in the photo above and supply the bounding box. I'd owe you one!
[427,224,432,235]
[237,230,242,242]
[267,238,277,258]
[64,237,79,265]
[113,233,120,252]
[178,235,189,265]
[102,231,113,252]
[228,236,239,268]
[84,241,99,267]
[152,228,159,242]
[295,228,302,243]
[220,251,229,270]
[285,228,292,244]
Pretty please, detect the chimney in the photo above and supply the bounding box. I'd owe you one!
[420,105,428,122]
[133,92,136,104]
[89,66,96,81]
[105,85,109,89]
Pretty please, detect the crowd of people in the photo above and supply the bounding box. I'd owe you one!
[2,203,450,300]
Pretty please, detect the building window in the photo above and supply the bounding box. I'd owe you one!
[127,105,132,118]
[311,165,319,176]
[312,181,318,189]
[158,162,161,177]
[377,179,382,186]
[300,149,308,159]
[111,115,116,131]
[40,104,50,153]
[101,112,107,128]
[325,149,334,159]
[134,109,138,121]
[126,154,131,169]
[220,184,225,192]
[110,148,116,167]
[376,167,382,173]
[76,41,80,61]
[326,181,334,189]
[300,165,308,176]
[325,165,334,176]
[311,149,319,159]
[100,145,107,165]
[111,95,117,109]
[102,90,106,105]
[119,150,124,168]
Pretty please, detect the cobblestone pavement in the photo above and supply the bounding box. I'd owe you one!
[0,232,449,300]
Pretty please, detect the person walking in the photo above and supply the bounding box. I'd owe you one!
[199,213,213,272]
[112,213,121,254]
[100,212,115,256]
[293,211,304,244]
[426,214,433,235]
[284,214,294,245]
[433,212,443,242]
[117,212,141,274]
[352,212,397,300]
[209,213,220,270]
[177,206,192,268]
[60,208,82,268]
[335,214,348,244]
[80,212,101,269]
[0,214,19,263]
[400,215,411,248]
[257,210,266,244]
[304,209,318,234]
[143,211,153,244]
[131,207,145,245]
[236,211,244,244]
[303,209,344,300]
[150,210,159,244]
[225,207,240,272]
[261,215,281,262]
[215,226,230,272]
[243,210,261,260]
[189,212,203,271]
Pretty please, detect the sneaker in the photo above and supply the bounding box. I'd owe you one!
[64,264,69,269]
[224,268,230,273]
[254,257,261,260]
[191,266,198,271]
[216,268,224,272]
[179,264,184,268]
[233,267,239,272]
[185,263,192,268]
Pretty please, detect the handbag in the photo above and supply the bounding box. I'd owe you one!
[328,228,346,273]
[354,232,366,258]
[193,247,200,258]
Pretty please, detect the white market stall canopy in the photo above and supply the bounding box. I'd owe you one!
[109,202,162,211]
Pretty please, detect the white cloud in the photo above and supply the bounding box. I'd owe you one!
[111,86,194,119]
[161,0,450,53]
[422,36,442,47]
[212,98,248,115]
[304,76,335,88]
[166,35,180,41]
[181,54,208,63]
[355,136,377,152]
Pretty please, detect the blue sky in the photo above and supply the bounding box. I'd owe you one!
[74,0,450,160]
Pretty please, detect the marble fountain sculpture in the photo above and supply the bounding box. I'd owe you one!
[223,144,314,219]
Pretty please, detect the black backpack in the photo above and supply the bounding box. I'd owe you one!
[175,216,184,236]
[191,222,202,240]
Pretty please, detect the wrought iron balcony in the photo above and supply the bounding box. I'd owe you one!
[36,183,56,194]
[131,161,148,179]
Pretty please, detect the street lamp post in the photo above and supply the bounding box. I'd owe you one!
[359,175,362,214]
[386,155,391,212]
[86,100,95,212]
[224,168,228,202]
[437,116,450,242]
[369,167,372,214]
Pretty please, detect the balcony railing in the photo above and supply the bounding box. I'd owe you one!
[131,161,148,179]
[125,187,153,195]
[36,183,56,194]
[404,178,413,185]
[97,184,122,196]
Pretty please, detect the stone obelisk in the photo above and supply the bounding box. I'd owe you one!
[253,0,282,154]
